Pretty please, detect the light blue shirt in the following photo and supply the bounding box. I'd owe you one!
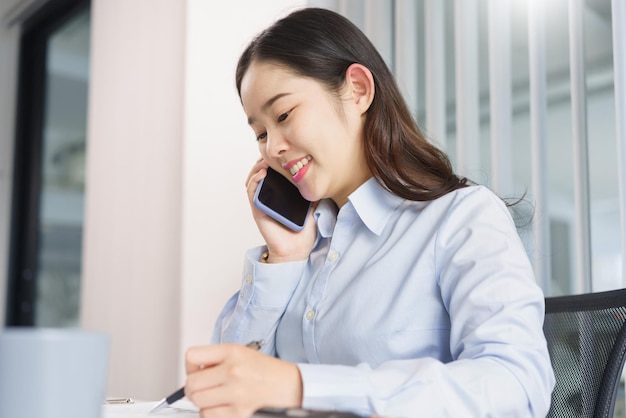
[212,178,555,417]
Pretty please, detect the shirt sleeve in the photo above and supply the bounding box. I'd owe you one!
[297,187,555,417]
[211,246,307,355]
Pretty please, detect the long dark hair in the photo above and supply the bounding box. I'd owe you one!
[236,7,468,201]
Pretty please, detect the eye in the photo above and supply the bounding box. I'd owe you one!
[277,110,291,123]
[256,132,267,142]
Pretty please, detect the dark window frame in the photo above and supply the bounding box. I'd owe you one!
[6,0,90,326]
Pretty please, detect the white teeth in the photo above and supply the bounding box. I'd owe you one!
[289,156,311,176]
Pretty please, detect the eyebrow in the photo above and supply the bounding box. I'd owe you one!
[247,92,292,125]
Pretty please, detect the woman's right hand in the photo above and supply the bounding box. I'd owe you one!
[245,159,318,263]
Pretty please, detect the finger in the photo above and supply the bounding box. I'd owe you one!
[188,383,241,410]
[245,159,269,187]
[186,363,229,394]
[185,345,231,374]
[199,404,254,418]
[199,405,228,418]
[186,367,247,413]
[245,169,269,203]
[246,167,266,192]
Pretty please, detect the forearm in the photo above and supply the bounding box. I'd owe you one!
[212,247,307,352]
[298,356,548,417]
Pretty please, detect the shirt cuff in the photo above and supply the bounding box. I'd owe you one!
[241,247,307,308]
[298,363,371,414]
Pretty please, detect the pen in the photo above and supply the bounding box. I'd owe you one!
[149,340,265,414]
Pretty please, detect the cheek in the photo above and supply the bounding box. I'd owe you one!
[257,142,269,158]
[294,117,331,148]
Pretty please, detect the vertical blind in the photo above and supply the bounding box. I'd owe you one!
[527,0,551,293]
[613,0,626,292]
[310,0,626,295]
[487,0,513,197]
[568,0,592,294]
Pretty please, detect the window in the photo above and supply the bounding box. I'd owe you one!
[7,0,90,326]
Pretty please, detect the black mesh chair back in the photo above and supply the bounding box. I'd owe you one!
[543,288,626,417]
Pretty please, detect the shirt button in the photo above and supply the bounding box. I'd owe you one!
[305,310,315,321]
[245,275,252,284]
[329,252,339,261]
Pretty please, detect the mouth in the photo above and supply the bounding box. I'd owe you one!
[285,155,312,177]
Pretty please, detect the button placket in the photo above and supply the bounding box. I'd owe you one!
[302,205,355,363]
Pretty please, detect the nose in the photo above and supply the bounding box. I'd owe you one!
[264,130,288,158]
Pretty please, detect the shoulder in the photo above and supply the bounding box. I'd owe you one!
[432,185,521,245]
[411,185,518,243]
[416,185,507,218]
[443,184,502,205]
[383,185,511,240]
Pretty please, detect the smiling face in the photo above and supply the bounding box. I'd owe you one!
[240,60,373,207]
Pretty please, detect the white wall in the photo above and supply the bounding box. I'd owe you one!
[180,0,306,380]
[0,0,20,327]
[81,0,305,400]
[80,0,186,400]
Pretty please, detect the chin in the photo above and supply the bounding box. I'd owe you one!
[298,188,317,202]
[301,193,316,202]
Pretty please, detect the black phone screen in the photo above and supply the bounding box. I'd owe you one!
[254,167,311,230]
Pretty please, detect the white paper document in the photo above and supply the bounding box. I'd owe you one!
[103,400,199,417]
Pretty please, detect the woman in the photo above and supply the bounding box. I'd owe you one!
[185,8,555,418]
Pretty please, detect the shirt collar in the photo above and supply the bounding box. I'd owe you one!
[314,200,338,238]
[314,177,404,237]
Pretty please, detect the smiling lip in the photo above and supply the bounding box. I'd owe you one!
[283,155,311,183]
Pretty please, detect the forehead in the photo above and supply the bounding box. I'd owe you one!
[241,61,293,87]
[240,61,323,114]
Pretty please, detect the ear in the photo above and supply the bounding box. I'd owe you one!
[344,63,375,115]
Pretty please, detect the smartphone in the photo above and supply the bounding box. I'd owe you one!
[253,167,312,231]
[253,408,363,418]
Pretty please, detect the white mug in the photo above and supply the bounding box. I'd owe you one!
[0,327,110,418]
